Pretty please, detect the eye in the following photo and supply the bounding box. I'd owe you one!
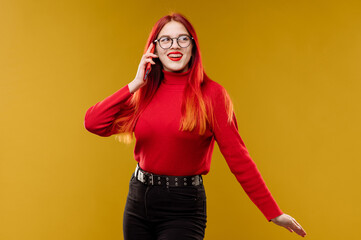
[160,37,171,42]
[179,36,190,41]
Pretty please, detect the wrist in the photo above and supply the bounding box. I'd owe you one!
[271,213,284,222]
[128,80,139,94]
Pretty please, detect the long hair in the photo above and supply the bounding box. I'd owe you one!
[113,12,234,144]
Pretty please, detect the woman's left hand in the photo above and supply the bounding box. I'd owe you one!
[270,213,307,237]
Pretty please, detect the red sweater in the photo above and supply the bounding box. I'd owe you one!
[84,68,283,221]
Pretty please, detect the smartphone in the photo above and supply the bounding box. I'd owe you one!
[144,44,155,81]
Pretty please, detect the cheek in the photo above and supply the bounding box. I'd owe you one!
[186,50,193,61]
[157,51,168,63]
[155,46,164,58]
[186,47,193,59]
[159,54,168,63]
[158,49,167,59]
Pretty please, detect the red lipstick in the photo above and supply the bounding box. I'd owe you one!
[167,51,183,61]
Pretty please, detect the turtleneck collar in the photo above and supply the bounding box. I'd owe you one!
[162,68,191,86]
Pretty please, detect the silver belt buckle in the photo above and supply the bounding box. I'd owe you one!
[136,166,154,185]
[135,164,140,178]
[138,170,145,183]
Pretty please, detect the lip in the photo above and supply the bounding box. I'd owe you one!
[168,56,182,61]
[167,51,183,61]
[167,51,183,56]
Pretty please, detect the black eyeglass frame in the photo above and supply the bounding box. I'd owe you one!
[153,35,194,49]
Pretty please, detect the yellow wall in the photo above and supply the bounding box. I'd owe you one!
[1,0,360,239]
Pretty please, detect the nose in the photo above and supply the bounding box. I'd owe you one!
[170,39,180,49]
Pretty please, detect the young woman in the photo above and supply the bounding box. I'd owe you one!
[84,12,307,240]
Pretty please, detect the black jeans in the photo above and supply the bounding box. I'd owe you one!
[123,172,207,240]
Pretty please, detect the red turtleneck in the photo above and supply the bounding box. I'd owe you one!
[84,68,283,221]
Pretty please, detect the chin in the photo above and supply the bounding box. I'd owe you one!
[164,64,188,73]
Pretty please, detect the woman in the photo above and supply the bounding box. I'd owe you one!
[84,12,307,240]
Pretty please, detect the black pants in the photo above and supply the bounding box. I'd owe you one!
[123,171,207,240]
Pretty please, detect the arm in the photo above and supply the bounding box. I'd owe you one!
[210,83,283,221]
[84,43,158,137]
[84,84,134,137]
[211,84,307,237]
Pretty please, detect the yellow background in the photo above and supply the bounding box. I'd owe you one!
[1,0,360,239]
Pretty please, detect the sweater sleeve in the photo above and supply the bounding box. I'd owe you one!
[211,84,283,222]
[84,84,134,137]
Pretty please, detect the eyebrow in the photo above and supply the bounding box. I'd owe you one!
[158,33,189,38]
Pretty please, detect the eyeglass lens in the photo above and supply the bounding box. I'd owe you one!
[159,36,191,49]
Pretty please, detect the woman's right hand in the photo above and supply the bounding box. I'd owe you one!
[129,42,158,93]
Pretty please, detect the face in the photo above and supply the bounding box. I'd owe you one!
[155,21,193,73]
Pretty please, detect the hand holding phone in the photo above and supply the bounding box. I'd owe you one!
[130,43,158,93]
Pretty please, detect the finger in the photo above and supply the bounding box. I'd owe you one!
[291,223,306,237]
[146,42,154,53]
[144,52,158,58]
[291,218,306,234]
[145,58,156,65]
[295,229,307,237]
[292,218,303,229]
[296,225,307,236]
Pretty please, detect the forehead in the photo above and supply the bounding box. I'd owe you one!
[157,21,189,38]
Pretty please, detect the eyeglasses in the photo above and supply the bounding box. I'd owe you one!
[154,35,194,49]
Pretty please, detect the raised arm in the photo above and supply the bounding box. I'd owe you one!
[84,84,134,137]
[84,42,159,137]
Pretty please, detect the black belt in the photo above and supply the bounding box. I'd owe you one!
[134,164,203,187]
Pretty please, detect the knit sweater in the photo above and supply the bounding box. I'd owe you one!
[84,68,283,221]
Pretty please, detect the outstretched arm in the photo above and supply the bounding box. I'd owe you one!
[210,83,282,221]
[210,82,307,237]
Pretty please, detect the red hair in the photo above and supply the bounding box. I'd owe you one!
[112,12,234,144]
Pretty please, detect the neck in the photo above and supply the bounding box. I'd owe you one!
[162,68,191,85]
